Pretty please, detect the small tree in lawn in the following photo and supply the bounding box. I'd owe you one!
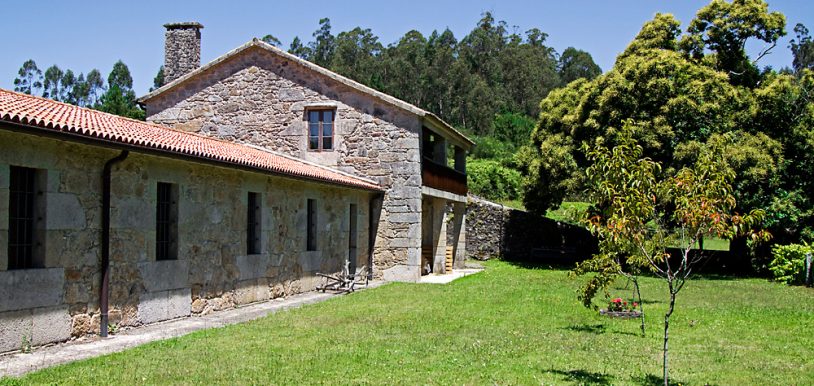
[571,122,656,335]
[579,122,767,386]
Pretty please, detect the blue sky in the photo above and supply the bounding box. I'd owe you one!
[2,0,812,96]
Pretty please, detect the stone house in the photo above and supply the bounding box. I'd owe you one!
[0,22,473,352]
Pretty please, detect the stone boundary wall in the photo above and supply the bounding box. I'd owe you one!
[464,196,597,262]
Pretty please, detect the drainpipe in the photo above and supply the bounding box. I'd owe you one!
[101,150,129,337]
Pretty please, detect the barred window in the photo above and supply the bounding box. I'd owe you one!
[247,192,261,255]
[306,199,317,251]
[156,182,178,261]
[8,166,45,270]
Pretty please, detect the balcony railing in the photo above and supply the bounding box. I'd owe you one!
[422,157,467,195]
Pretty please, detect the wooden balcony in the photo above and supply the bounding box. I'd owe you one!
[422,158,467,196]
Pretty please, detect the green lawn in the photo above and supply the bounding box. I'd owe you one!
[3,261,813,385]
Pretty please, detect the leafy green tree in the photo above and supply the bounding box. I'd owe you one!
[522,2,809,263]
[790,23,814,74]
[61,69,77,104]
[619,13,681,59]
[680,0,786,87]
[520,78,590,214]
[492,112,535,149]
[72,73,90,106]
[579,123,766,386]
[467,159,522,201]
[309,18,336,67]
[97,61,144,120]
[331,27,383,88]
[470,135,515,162]
[423,29,458,118]
[150,66,165,91]
[288,36,311,58]
[381,30,428,107]
[85,69,105,107]
[750,70,814,244]
[523,9,763,213]
[107,60,133,91]
[42,65,64,101]
[559,47,601,85]
[499,29,560,118]
[13,59,43,95]
[261,34,282,47]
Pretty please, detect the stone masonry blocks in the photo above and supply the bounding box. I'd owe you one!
[145,48,424,281]
[0,268,64,312]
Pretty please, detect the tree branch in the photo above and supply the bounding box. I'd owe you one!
[752,41,777,65]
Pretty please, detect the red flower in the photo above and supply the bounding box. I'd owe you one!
[613,298,622,303]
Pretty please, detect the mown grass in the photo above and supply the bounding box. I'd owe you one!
[3,261,812,385]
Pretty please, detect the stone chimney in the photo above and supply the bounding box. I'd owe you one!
[163,22,204,83]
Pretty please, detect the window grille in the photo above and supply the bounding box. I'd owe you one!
[247,192,261,254]
[156,182,178,260]
[307,199,317,251]
[8,166,39,269]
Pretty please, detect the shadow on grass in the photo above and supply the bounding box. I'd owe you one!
[613,329,645,338]
[564,323,606,334]
[498,258,577,271]
[546,369,613,385]
[634,373,690,386]
[693,272,751,281]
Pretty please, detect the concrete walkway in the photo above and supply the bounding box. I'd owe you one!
[0,283,384,378]
[418,268,483,284]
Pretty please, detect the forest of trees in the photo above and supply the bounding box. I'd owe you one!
[12,59,145,120]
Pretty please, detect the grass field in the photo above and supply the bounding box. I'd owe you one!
[3,261,812,385]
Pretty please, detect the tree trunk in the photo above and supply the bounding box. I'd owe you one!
[663,291,676,386]
[634,278,645,336]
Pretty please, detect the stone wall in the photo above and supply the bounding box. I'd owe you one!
[0,129,373,352]
[465,196,596,262]
[144,46,422,281]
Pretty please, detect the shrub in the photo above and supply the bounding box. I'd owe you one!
[470,135,515,161]
[467,159,522,201]
[769,243,813,285]
[493,112,535,149]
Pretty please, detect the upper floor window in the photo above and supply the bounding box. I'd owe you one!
[307,110,334,151]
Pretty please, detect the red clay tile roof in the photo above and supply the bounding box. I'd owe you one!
[0,88,382,191]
